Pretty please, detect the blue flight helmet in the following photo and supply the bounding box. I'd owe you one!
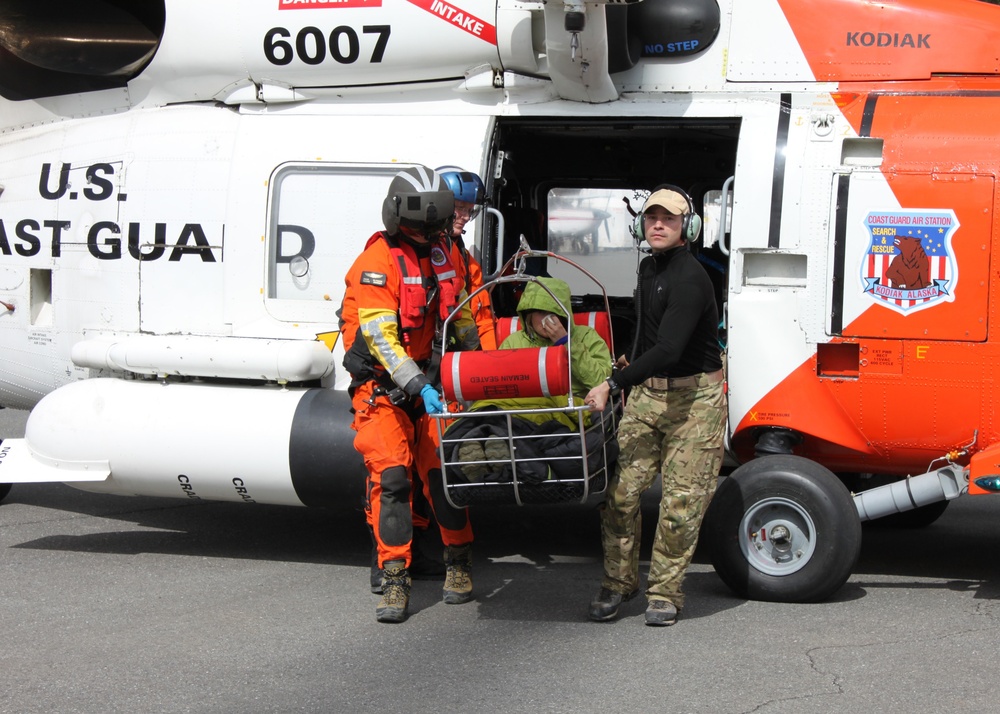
[436,166,486,220]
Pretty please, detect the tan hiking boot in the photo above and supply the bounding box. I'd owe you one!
[376,559,411,623]
[443,544,473,604]
[644,599,678,627]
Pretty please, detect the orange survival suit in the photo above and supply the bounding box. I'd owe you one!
[340,230,475,569]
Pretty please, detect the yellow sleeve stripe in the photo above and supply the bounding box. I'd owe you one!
[359,308,408,373]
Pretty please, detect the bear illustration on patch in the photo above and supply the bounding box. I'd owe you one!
[860,210,958,314]
[884,236,930,290]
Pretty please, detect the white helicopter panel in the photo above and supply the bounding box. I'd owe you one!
[131,0,510,108]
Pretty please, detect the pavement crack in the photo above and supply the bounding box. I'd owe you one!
[738,623,992,714]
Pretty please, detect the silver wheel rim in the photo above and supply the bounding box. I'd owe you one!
[738,497,818,576]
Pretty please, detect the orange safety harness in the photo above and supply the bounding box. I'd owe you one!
[368,231,464,343]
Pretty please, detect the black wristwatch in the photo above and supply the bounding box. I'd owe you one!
[606,376,621,392]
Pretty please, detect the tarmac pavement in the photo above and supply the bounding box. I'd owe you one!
[2,407,1000,713]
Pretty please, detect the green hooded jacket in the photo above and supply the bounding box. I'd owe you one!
[472,277,612,428]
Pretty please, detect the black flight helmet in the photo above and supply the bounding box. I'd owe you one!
[381,165,455,238]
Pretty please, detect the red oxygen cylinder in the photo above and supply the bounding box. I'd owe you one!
[441,346,569,402]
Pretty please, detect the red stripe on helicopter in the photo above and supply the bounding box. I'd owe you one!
[279,0,382,9]
[406,0,497,45]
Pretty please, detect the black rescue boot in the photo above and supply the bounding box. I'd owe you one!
[376,560,411,623]
[442,544,473,604]
[588,587,639,622]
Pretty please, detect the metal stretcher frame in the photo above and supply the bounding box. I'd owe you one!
[431,241,623,507]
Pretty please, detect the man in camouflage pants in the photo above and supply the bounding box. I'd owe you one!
[584,187,726,626]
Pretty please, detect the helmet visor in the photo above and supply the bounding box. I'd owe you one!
[454,200,482,222]
[399,214,454,237]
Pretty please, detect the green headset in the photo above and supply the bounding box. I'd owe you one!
[632,184,703,244]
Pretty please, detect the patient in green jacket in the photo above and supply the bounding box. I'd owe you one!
[473,277,613,429]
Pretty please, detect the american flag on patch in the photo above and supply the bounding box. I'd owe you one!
[861,210,959,314]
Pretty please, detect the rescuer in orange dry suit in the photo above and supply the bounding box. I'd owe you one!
[366,167,493,594]
[438,166,497,350]
[339,165,478,624]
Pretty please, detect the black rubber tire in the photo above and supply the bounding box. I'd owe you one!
[703,455,862,603]
[0,482,11,503]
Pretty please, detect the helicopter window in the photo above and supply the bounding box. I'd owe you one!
[545,187,645,297]
[265,162,409,320]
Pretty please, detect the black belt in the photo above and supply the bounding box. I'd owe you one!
[643,369,724,391]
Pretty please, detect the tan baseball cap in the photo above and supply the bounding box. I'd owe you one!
[643,189,689,215]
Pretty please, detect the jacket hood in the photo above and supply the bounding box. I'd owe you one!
[516,277,572,322]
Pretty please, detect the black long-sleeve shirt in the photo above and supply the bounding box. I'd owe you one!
[618,245,723,387]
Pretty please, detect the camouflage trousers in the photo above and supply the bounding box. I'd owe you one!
[599,379,726,608]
